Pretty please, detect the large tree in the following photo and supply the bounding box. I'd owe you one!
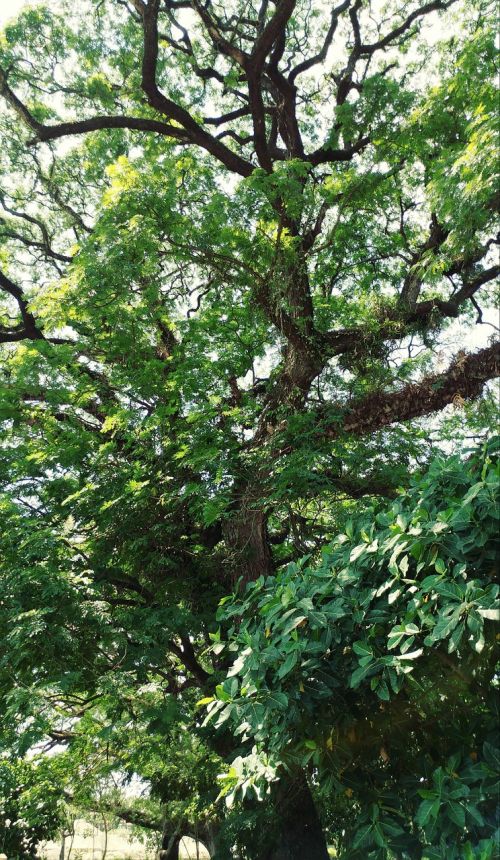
[0,0,498,857]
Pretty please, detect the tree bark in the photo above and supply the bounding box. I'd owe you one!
[157,829,181,860]
[222,486,274,587]
[203,822,235,860]
[259,771,330,860]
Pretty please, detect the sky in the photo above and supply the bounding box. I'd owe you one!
[1,0,34,24]
[0,0,29,26]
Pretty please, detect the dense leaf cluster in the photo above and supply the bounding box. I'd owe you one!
[0,758,63,860]
[211,444,500,857]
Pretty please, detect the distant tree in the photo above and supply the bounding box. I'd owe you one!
[0,0,498,857]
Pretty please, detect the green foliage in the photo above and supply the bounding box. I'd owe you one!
[0,0,497,856]
[0,758,64,859]
[210,444,500,856]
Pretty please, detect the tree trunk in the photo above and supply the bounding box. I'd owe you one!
[223,489,274,587]
[157,829,181,860]
[259,771,329,860]
[204,830,233,860]
[200,823,221,857]
[221,470,329,858]
[101,813,108,860]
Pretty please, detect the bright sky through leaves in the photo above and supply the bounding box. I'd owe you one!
[0,0,498,857]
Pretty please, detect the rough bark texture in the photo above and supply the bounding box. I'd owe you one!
[260,772,330,860]
[327,343,499,439]
[223,485,275,586]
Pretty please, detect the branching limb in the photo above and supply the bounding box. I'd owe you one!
[0,268,46,342]
[321,343,499,440]
[289,0,351,83]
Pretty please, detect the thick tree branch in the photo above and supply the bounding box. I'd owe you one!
[0,193,73,263]
[0,225,73,264]
[399,213,448,307]
[0,268,71,344]
[191,0,248,66]
[408,264,500,322]
[0,68,188,141]
[322,344,499,439]
[167,637,210,685]
[323,264,500,358]
[308,135,370,167]
[252,0,297,71]
[0,268,45,341]
[140,1,254,175]
[63,791,163,831]
[0,59,253,177]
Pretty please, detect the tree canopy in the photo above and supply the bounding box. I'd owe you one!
[0,0,498,858]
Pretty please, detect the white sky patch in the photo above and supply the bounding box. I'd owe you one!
[0,0,32,26]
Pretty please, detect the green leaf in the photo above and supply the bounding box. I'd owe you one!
[482,741,500,771]
[196,696,215,707]
[350,544,366,563]
[280,615,307,636]
[416,798,440,827]
[375,679,390,700]
[352,823,372,850]
[462,482,484,505]
[215,684,232,702]
[352,641,372,657]
[350,663,374,687]
[448,621,464,653]
[434,557,447,574]
[446,801,465,828]
[277,650,298,678]
[466,804,485,827]
[398,648,423,660]
[268,691,288,709]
